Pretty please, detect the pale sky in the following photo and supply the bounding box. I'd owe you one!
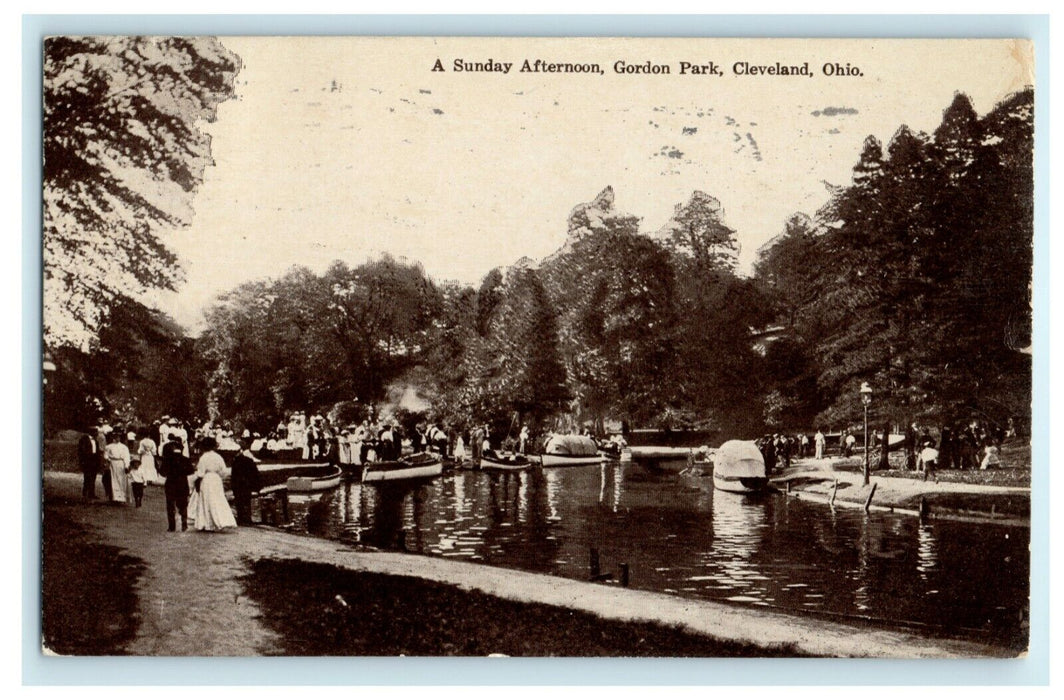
[153,37,1032,330]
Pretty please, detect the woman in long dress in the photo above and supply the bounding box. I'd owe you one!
[137,432,160,484]
[190,437,237,531]
[104,431,131,503]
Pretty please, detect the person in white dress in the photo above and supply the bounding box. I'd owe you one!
[453,434,466,464]
[104,431,131,504]
[137,433,160,484]
[190,437,237,532]
[172,420,190,458]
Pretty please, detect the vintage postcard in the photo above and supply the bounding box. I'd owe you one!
[41,36,1034,659]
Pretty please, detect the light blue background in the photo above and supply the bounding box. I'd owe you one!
[23,14,1050,686]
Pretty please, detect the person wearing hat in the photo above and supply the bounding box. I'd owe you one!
[518,425,530,455]
[230,436,261,526]
[170,419,189,458]
[158,417,172,450]
[159,434,192,531]
[189,436,237,531]
[96,424,113,500]
[470,424,485,464]
[103,430,131,504]
[77,424,100,500]
[337,428,351,464]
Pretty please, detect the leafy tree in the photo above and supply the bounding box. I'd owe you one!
[551,222,678,426]
[662,194,768,436]
[656,190,739,272]
[43,37,241,349]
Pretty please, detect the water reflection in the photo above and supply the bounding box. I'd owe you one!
[916,524,938,582]
[707,491,770,604]
[276,466,1029,646]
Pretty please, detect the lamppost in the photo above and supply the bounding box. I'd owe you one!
[861,382,873,486]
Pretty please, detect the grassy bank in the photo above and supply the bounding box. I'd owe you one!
[239,558,805,657]
[41,504,146,655]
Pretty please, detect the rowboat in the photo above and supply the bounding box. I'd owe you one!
[479,451,532,471]
[712,440,769,493]
[362,452,444,483]
[628,446,693,473]
[254,462,335,494]
[286,464,344,493]
[539,452,605,467]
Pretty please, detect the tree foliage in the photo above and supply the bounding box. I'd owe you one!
[43,36,241,348]
[197,256,444,430]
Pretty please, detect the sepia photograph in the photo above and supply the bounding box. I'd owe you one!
[39,35,1035,661]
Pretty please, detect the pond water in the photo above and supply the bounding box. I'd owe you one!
[267,463,1029,649]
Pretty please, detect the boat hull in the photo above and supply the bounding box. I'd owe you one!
[628,446,694,472]
[539,453,605,467]
[713,472,769,493]
[286,466,344,492]
[362,459,444,483]
[480,453,531,471]
[256,462,335,494]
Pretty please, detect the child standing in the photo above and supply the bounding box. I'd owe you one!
[129,454,146,507]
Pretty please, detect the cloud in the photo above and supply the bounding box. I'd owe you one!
[811,106,859,117]
[655,146,684,159]
[745,133,762,161]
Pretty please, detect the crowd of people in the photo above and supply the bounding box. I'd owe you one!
[73,407,1019,532]
[72,409,531,531]
[906,419,1013,475]
[76,416,260,533]
[753,418,1017,476]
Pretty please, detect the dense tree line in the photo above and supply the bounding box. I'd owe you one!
[46,85,1032,443]
[177,184,768,437]
[754,89,1033,434]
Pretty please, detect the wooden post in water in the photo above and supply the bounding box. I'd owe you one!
[589,547,600,580]
[863,482,878,512]
[830,479,838,507]
[619,563,630,587]
[919,496,930,523]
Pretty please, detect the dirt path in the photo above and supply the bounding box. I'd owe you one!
[43,471,1014,658]
[45,474,282,655]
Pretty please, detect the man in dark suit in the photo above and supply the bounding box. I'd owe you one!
[230,436,261,526]
[77,426,99,500]
[159,435,192,531]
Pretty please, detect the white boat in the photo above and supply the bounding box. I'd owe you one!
[712,440,769,493]
[538,435,605,467]
[362,453,444,483]
[539,452,606,467]
[480,450,532,471]
[256,462,334,495]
